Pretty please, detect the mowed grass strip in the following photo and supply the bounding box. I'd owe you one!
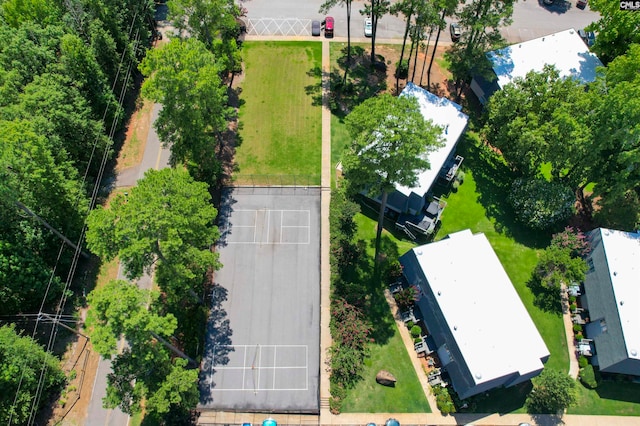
[236,42,322,183]
[340,321,431,413]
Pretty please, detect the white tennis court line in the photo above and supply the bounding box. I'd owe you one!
[227,209,311,245]
[210,344,308,391]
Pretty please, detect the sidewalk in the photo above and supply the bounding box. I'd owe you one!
[319,39,333,421]
[561,284,580,379]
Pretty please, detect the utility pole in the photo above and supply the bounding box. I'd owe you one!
[14,200,91,259]
[4,166,90,258]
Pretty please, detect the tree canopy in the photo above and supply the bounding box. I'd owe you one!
[526,369,577,414]
[446,0,513,92]
[343,93,443,265]
[168,0,243,75]
[140,38,234,183]
[0,324,66,425]
[586,0,640,64]
[86,168,220,302]
[86,279,197,418]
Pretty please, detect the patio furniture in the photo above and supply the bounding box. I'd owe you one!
[401,308,417,323]
[389,281,403,294]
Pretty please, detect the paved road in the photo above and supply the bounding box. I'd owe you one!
[86,105,170,424]
[242,0,600,43]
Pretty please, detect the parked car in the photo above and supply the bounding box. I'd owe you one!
[543,0,554,5]
[385,419,400,426]
[576,0,587,8]
[311,20,321,36]
[450,22,461,42]
[324,16,334,38]
[578,28,596,46]
[364,17,373,37]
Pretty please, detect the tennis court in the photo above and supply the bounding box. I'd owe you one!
[199,187,320,412]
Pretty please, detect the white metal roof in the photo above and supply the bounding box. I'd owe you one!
[487,28,603,90]
[396,83,468,197]
[410,230,549,385]
[599,228,640,360]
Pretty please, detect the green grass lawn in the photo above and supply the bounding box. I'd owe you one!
[341,325,431,413]
[569,381,640,416]
[328,45,639,417]
[235,41,322,183]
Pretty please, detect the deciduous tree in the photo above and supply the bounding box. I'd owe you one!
[484,65,592,188]
[85,168,220,302]
[446,0,513,95]
[168,0,243,75]
[586,0,640,63]
[526,369,577,414]
[140,39,234,183]
[0,324,66,425]
[86,280,197,416]
[343,94,443,269]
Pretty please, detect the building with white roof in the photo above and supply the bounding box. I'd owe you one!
[471,28,604,105]
[399,230,550,399]
[383,82,468,216]
[583,228,640,375]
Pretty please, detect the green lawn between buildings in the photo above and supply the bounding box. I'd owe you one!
[235,41,640,416]
[332,116,640,414]
[235,41,322,184]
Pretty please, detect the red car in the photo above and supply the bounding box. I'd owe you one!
[324,16,334,38]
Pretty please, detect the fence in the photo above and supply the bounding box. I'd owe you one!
[226,174,320,188]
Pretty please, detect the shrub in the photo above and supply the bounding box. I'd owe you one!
[509,177,575,230]
[385,260,403,281]
[578,356,589,369]
[414,337,423,344]
[432,385,457,415]
[395,59,409,79]
[570,303,577,312]
[550,227,590,258]
[452,180,460,191]
[455,170,465,183]
[580,364,598,389]
[569,295,577,304]
[394,285,419,309]
[575,332,584,341]
[573,323,583,333]
[329,396,342,414]
[410,325,422,339]
[406,320,414,330]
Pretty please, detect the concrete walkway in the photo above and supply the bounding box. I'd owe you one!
[198,38,638,426]
[319,39,333,420]
[561,284,581,379]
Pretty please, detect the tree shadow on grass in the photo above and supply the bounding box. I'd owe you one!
[457,133,551,250]
[331,46,388,117]
[463,380,532,414]
[527,274,563,315]
[364,235,401,346]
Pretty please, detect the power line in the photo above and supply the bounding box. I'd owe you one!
[7,3,150,422]
[26,27,145,425]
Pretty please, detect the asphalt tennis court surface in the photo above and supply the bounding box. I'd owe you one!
[199,187,321,413]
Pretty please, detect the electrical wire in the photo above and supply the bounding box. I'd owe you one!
[7,3,150,423]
